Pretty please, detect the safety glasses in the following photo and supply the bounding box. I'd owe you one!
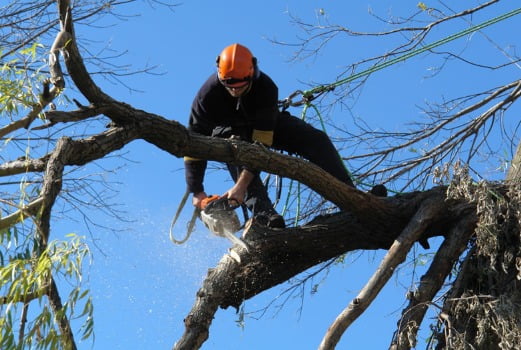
[220,77,251,88]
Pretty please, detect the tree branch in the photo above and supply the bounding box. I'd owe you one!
[34,103,111,130]
[0,197,44,232]
[318,195,447,350]
[174,186,470,350]
[0,284,49,305]
[47,277,77,350]
[391,210,476,350]
[57,0,115,105]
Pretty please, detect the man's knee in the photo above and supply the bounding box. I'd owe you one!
[211,126,234,138]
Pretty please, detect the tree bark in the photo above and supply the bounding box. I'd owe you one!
[174,186,477,350]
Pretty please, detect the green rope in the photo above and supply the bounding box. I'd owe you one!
[282,100,355,225]
[280,175,293,217]
[300,7,521,99]
[279,8,521,220]
[306,103,327,133]
[296,182,302,226]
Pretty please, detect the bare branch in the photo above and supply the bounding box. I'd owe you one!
[0,197,44,232]
[0,284,49,305]
[318,195,446,350]
[346,79,521,190]
[34,103,110,130]
[391,211,476,349]
[274,0,500,63]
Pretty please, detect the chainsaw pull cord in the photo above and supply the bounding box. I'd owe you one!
[169,189,199,245]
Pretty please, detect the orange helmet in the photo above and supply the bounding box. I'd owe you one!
[216,43,256,87]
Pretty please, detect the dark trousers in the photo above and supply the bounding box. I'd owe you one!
[272,112,354,187]
[214,112,354,216]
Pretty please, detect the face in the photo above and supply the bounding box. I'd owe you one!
[225,83,250,97]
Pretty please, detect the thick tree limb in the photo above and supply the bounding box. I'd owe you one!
[3,109,394,222]
[0,125,138,179]
[181,134,397,218]
[317,195,446,350]
[391,210,476,350]
[0,156,49,177]
[35,136,77,348]
[174,187,469,350]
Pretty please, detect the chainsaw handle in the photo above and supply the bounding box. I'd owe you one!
[200,194,220,210]
[200,194,242,211]
[227,198,240,209]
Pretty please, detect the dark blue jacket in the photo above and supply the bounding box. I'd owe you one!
[185,72,279,193]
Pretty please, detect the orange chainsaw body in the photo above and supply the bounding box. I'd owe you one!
[199,195,241,237]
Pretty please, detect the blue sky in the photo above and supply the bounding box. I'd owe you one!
[47,1,521,349]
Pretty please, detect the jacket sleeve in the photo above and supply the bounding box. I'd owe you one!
[184,82,214,194]
[251,73,278,146]
[184,157,207,194]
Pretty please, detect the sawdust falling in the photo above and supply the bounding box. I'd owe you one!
[85,206,233,347]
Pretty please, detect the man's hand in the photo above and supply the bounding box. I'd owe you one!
[224,183,247,206]
[224,169,254,205]
[192,191,208,208]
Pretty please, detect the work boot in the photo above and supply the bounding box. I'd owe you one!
[254,210,286,229]
[267,213,285,229]
[369,184,387,197]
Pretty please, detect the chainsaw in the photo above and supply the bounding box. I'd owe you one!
[199,195,249,250]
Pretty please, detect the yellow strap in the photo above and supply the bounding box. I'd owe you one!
[252,129,274,146]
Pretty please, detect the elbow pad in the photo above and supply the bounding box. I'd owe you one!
[252,129,274,146]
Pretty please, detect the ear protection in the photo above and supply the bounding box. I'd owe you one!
[252,56,260,79]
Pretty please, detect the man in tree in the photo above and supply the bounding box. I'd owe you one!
[184,43,356,228]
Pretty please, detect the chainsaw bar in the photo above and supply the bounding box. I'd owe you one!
[200,196,248,251]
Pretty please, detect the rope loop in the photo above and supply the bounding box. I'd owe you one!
[279,85,335,110]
